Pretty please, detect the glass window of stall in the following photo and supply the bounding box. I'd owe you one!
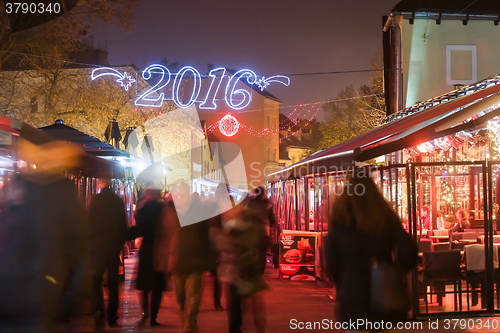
[307,178,316,231]
[297,178,306,231]
[381,166,409,229]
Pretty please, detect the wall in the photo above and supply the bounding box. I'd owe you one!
[400,18,500,107]
[197,83,280,189]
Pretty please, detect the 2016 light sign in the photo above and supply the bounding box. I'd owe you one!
[91,65,290,110]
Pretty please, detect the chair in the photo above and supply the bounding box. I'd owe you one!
[421,250,462,313]
[418,240,432,253]
[464,244,499,310]
[432,243,450,251]
[493,235,500,244]
[451,242,466,251]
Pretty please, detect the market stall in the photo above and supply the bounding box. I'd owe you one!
[269,74,500,317]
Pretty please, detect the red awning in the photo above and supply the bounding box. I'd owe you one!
[269,76,500,180]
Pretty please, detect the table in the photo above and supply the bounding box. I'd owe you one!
[429,235,449,243]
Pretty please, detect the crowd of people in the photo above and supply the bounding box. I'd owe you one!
[97,181,275,333]
[0,145,276,333]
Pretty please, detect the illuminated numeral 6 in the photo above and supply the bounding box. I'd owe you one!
[225,69,257,110]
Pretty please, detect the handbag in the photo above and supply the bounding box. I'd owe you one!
[370,259,410,318]
[235,276,268,298]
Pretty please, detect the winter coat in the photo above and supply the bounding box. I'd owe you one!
[88,187,127,255]
[0,175,86,331]
[128,199,166,291]
[210,207,267,284]
[169,200,211,275]
[326,216,417,323]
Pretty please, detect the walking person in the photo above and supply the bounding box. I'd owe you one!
[88,179,127,330]
[128,187,166,327]
[247,186,276,243]
[210,183,268,333]
[169,183,211,333]
[326,174,417,332]
[0,140,87,332]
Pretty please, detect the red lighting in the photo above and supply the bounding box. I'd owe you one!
[218,114,240,137]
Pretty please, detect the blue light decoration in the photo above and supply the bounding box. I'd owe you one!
[199,67,226,109]
[256,75,290,91]
[225,69,257,110]
[173,66,202,108]
[91,64,290,110]
[134,64,171,107]
[91,67,136,91]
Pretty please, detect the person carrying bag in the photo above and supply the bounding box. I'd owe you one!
[326,174,417,331]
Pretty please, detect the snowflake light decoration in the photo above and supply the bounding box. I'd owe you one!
[218,114,240,137]
[116,72,136,91]
[255,75,290,91]
[256,77,270,91]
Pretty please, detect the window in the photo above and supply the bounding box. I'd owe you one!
[273,116,277,132]
[446,45,477,86]
[267,115,271,128]
[267,147,271,162]
[273,148,277,162]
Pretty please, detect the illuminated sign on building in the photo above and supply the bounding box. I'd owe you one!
[91,65,290,110]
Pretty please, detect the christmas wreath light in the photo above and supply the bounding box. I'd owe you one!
[218,114,240,137]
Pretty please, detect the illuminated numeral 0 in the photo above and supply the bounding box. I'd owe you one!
[173,66,202,108]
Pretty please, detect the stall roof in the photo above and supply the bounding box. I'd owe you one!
[0,116,124,178]
[269,74,500,180]
[392,0,500,16]
[39,120,129,158]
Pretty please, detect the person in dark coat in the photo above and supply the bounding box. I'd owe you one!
[247,186,277,246]
[127,188,166,327]
[0,140,87,333]
[326,175,417,330]
[88,179,127,329]
[169,183,211,333]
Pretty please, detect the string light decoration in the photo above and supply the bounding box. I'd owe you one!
[134,102,320,142]
[218,114,240,137]
[488,116,500,160]
[487,116,500,179]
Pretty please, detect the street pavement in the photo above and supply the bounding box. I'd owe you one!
[70,254,500,333]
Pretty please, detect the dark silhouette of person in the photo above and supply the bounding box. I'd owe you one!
[127,188,166,327]
[0,140,87,332]
[88,179,127,329]
[326,175,417,330]
[169,183,211,333]
[248,186,277,248]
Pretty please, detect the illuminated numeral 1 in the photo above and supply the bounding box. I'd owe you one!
[199,68,226,109]
[173,66,202,108]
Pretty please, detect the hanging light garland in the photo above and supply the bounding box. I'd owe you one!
[134,103,320,142]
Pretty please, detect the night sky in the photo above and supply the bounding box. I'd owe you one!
[91,0,399,119]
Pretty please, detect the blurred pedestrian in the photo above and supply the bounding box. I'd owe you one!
[247,186,276,247]
[0,140,87,332]
[210,184,268,333]
[169,183,211,333]
[127,186,166,327]
[88,178,127,329]
[326,174,417,332]
[451,209,470,232]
